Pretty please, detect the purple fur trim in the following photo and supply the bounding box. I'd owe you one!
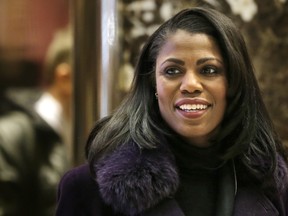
[95,142,179,215]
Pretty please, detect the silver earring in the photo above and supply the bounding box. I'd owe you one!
[155,92,158,99]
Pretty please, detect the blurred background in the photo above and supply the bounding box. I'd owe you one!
[1,0,287,166]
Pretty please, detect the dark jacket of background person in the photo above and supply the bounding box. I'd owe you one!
[56,6,288,216]
[0,90,69,216]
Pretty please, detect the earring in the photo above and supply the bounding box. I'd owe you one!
[155,92,158,99]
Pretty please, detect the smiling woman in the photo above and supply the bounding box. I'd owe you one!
[55,6,288,216]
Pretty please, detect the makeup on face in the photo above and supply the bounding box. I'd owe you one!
[155,30,227,147]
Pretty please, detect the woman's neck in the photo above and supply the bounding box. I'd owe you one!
[169,135,224,171]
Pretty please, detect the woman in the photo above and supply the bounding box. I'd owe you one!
[56,6,288,216]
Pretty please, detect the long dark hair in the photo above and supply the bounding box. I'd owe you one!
[87,7,286,191]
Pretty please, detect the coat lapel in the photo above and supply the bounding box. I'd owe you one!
[215,162,235,216]
[233,188,279,216]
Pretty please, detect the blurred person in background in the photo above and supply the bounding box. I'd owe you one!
[0,26,73,216]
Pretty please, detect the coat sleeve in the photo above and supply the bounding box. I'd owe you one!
[0,111,36,215]
[0,111,35,180]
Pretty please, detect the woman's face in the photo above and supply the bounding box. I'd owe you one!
[155,30,228,147]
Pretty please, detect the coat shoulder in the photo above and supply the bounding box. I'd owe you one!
[59,163,93,187]
[56,164,113,216]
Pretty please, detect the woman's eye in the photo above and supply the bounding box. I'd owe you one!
[201,67,218,75]
[165,68,181,75]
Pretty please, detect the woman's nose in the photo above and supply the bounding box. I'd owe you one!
[179,71,203,94]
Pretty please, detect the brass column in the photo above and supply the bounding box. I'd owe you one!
[71,0,119,165]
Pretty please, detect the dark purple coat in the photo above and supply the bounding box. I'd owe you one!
[56,143,288,216]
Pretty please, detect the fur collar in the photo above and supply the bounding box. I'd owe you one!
[94,141,288,215]
[95,141,179,215]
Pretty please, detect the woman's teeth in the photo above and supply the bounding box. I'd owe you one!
[179,104,208,111]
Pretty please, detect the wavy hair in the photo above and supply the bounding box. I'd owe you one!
[87,6,286,190]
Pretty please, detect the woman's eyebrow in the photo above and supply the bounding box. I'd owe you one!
[160,57,224,68]
[160,58,185,67]
[196,57,223,65]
